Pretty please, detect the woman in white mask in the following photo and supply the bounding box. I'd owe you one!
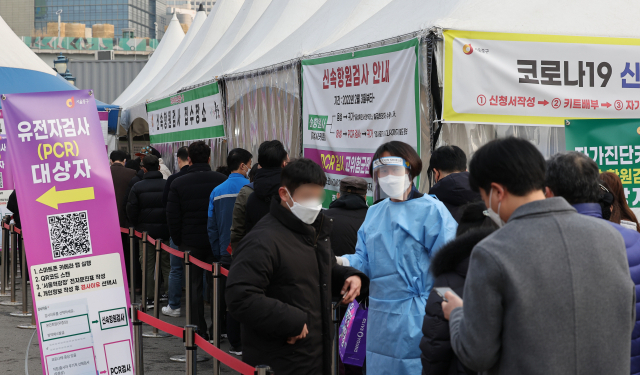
[336,141,458,375]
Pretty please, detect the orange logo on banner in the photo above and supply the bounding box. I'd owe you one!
[462,44,473,55]
[66,97,75,108]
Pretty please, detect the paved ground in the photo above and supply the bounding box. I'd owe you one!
[0,279,241,374]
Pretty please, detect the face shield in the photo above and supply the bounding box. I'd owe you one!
[372,157,412,202]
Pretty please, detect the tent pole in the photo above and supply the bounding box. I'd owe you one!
[128,125,133,155]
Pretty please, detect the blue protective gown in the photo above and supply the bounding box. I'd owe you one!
[343,194,457,375]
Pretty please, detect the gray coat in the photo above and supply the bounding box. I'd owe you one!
[449,197,635,375]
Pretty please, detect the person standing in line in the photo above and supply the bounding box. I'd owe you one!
[166,141,227,338]
[135,146,172,179]
[428,145,481,222]
[324,176,369,257]
[600,171,640,232]
[420,201,496,375]
[336,141,458,375]
[226,158,369,375]
[244,140,290,234]
[109,150,138,288]
[126,155,171,309]
[161,146,190,317]
[228,163,260,254]
[442,138,635,375]
[545,152,640,375]
[207,147,253,356]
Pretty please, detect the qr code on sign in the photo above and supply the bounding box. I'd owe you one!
[48,210,92,260]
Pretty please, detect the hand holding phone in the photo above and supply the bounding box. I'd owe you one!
[434,287,460,302]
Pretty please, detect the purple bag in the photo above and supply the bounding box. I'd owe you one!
[338,299,367,366]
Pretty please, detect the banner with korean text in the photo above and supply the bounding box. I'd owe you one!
[302,39,420,206]
[443,30,640,126]
[146,81,224,144]
[565,118,640,217]
[2,90,133,375]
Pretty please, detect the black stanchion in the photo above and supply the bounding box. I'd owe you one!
[10,235,31,317]
[140,231,148,312]
[143,238,169,338]
[129,227,136,304]
[185,325,198,375]
[0,224,20,306]
[17,311,36,329]
[332,302,339,375]
[131,303,144,375]
[0,217,10,297]
[212,262,221,375]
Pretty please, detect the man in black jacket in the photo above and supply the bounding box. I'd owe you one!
[226,158,369,375]
[324,176,368,257]
[166,141,227,337]
[244,140,289,234]
[428,145,481,222]
[127,155,171,309]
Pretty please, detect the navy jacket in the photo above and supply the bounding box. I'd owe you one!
[428,172,481,222]
[574,203,640,375]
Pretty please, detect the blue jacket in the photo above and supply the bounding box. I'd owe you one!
[343,194,457,375]
[573,203,640,375]
[207,173,249,259]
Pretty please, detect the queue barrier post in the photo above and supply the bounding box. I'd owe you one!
[10,235,31,317]
[332,302,339,375]
[185,325,198,375]
[131,303,144,375]
[140,231,148,312]
[143,238,169,338]
[17,309,36,329]
[129,227,136,304]
[255,365,273,375]
[0,217,10,297]
[1,224,21,306]
[212,262,221,375]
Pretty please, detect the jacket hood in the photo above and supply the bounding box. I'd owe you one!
[253,168,282,199]
[430,227,496,277]
[329,193,368,210]
[429,172,481,207]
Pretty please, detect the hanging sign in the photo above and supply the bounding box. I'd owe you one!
[443,30,640,126]
[302,39,420,206]
[2,90,133,375]
[146,81,224,144]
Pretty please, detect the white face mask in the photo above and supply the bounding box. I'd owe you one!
[378,174,411,199]
[485,188,505,228]
[286,189,323,225]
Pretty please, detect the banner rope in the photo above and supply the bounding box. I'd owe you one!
[137,310,184,339]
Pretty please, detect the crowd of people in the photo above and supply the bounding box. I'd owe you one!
[102,136,640,375]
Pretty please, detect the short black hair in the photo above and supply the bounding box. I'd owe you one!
[142,155,160,171]
[216,165,230,176]
[188,141,211,164]
[248,163,260,182]
[110,150,126,162]
[258,140,288,169]
[545,152,601,205]
[430,145,467,173]
[469,137,545,196]
[281,158,327,194]
[177,146,188,162]
[227,148,253,171]
[456,201,497,236]
[370,141,422,180]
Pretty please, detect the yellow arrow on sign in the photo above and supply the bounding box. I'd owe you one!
[36,186,95,209]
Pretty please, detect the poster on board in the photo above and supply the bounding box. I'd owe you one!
[443,30,640,126]
[146,81,224,144]
[302,39,420,206]
[2,90,133,375]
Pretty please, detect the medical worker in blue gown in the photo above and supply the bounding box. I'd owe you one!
[337,141,457,375]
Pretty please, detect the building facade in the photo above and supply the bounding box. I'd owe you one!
[167,1,215,13]
[0,0,36,37]
[30,0,167,39]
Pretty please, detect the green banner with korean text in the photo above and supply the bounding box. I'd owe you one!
[565,118,640,212]
[146,82,224,144]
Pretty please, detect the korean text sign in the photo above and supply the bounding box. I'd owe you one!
[301,39,420,206]
[443,30,640,125]
[565,118,640,212]
[2,90,133,375]
[146,81,224,144]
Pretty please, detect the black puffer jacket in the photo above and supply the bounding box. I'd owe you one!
[324,194,368,256]
[126,171,170,240]
[166,164,227,248]
[227,197,369,375]
[420,227,495,375]
[245,167,281,233]
[428,172,481,222]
